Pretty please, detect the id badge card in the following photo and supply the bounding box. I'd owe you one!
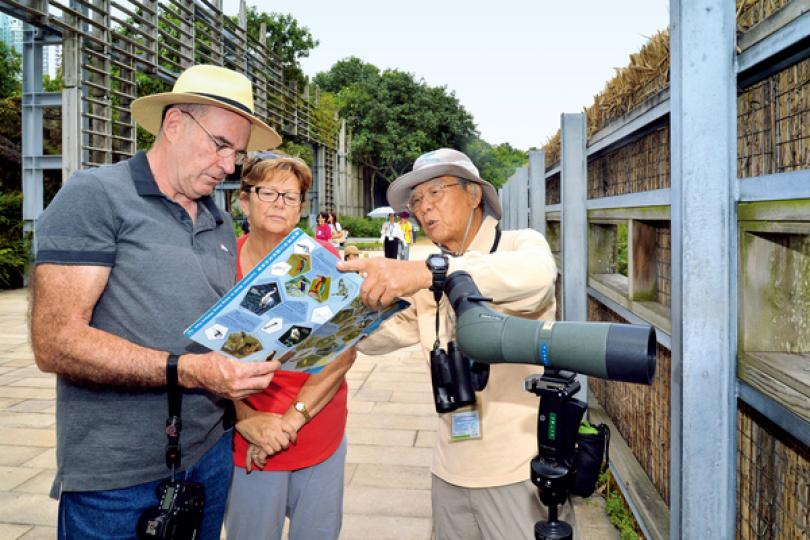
[450,407,482,442]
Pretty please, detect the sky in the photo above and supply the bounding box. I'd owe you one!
[223,0,670,150]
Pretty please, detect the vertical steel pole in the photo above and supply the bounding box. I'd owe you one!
[670,0,736,537]
[497,184,502,227]
[338,119,347,217]
[516,166,529,228]
[21,25,44,235]
[528,150,546,236]
[503,176,515,231]
[561,112,588,401]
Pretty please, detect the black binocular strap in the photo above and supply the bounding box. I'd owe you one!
[165,354,183,473]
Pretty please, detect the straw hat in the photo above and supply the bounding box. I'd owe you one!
[343,245,360,257]
[131,65,281,151]
[387,148,501,219]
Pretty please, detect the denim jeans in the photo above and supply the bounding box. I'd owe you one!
[58,431,233,540]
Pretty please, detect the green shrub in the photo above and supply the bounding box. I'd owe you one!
[616,223,628,276]
[598,468,641,540]
[296,218,314,237]
[338,215,385,238]
[0,191,30,289]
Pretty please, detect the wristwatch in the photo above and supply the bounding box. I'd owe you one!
[426,254,449,297]
[293,401,311,423]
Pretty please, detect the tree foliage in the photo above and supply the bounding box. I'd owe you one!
[0,41,21,99]
[312,56,379,93]
[315,58,477,186]
[462,139,528,189]
[0,191,29,288]
[315,57,530,192]
[243,7,318,91]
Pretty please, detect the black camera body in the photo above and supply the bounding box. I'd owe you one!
[137,479,205,540]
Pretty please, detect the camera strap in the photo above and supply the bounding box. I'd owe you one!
[165,354,183,479]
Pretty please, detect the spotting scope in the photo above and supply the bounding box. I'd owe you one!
[444,271,656,385]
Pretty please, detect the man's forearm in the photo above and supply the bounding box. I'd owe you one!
[33,319,170,386]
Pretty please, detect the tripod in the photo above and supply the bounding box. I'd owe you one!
[524,369,587,540]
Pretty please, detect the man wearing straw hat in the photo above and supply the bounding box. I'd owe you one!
[30,64,282,539]
[340,148,573,540]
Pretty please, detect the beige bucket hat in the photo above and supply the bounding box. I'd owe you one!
[386,148,502,219]
[131,64,281,151]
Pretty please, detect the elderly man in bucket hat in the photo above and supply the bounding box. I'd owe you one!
[339,148,573,540]
[30,64,282,539]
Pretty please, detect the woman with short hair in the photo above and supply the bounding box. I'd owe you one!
[225,153,355,540]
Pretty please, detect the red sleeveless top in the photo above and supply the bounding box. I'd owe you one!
[232,234,348,470]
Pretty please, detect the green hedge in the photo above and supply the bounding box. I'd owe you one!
[0,191,29,289]
[338,216,385,238]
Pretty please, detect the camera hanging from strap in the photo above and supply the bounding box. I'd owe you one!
[165,354,183,480]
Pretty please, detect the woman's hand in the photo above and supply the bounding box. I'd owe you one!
[245,443,268,473]
[236,412,298,456]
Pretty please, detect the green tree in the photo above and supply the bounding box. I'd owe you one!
[463,139,528,188]
[317,59,477,196]
[243,7,318,91]
[312,56,379,93]
[0,41,21,98]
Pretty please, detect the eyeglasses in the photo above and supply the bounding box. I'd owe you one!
[407,182,461,212]
[243,185,303,207]
[180,110,248,165]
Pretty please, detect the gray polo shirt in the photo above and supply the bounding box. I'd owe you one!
[35,151,236,496]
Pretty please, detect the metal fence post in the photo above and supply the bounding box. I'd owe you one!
[516,166,529,228]
[21,25,44,234]
[528,150,546,236]
[670,0,737,537]
[561,112,588,401]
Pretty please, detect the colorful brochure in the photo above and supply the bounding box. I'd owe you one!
[185,228,409,374]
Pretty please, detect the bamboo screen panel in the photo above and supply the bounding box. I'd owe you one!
[738,57,810,178]
[656,223,671,308]
[737,400,809,539]
[546,173,560,205]
[587,125,670,199]
[588,298,672,503]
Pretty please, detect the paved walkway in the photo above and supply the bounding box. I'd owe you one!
[0,240,617,540]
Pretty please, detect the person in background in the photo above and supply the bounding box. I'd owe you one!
[380,212,404,259]
[29,64,281,539]
[315,211,332,243]
[327,211,348,251]
[339,148,568,540]
[397,212,414,260]
[343,244,360,261]
[225,152,356,540]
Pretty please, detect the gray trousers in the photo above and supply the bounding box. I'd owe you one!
[224,436,347,540]
[431,474,578,540]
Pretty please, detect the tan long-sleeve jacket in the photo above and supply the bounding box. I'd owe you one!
[357,215,557,487]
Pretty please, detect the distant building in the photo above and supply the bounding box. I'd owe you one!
[0,13,23,55]
[0,13,60,79]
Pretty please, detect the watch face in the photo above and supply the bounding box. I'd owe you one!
[428,255,448,270]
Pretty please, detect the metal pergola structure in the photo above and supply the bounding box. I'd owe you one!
[2,0,345,234]
[500,1,810,538]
